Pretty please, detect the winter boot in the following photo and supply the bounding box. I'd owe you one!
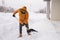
[27,30,31,35]
[19,34,22,37]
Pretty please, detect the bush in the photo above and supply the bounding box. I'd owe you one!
[0,6,14,13]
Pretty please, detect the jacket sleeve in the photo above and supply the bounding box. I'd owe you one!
[26,12,29,21]
[13,10,18,15]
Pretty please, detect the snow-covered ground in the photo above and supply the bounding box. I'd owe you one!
[0,12,60,40]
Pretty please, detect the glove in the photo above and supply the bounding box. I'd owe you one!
[13,15,15,17]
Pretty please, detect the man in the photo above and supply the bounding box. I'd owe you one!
[13,6,30,37]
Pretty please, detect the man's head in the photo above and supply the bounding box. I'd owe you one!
[20,6,27,14]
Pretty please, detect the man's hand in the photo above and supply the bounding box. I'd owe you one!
[13,15,15,17]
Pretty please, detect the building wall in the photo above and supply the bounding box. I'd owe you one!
[51,0,60,21]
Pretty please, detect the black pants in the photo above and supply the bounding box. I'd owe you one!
[19,23,29,34]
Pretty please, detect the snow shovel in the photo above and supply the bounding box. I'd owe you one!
[27,29,38,33]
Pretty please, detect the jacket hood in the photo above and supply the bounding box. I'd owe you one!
[22,6,27,10]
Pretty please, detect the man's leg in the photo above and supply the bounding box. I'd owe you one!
[19,23,23,37]
[25,24,31,35]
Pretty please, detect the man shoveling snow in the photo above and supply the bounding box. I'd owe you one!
[12,6,37,37]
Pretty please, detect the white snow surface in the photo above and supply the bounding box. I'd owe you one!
[0,12,60,40]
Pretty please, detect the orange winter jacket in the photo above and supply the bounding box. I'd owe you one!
[13,6,29,24]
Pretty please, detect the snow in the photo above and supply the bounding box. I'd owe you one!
[0,12,60,40]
